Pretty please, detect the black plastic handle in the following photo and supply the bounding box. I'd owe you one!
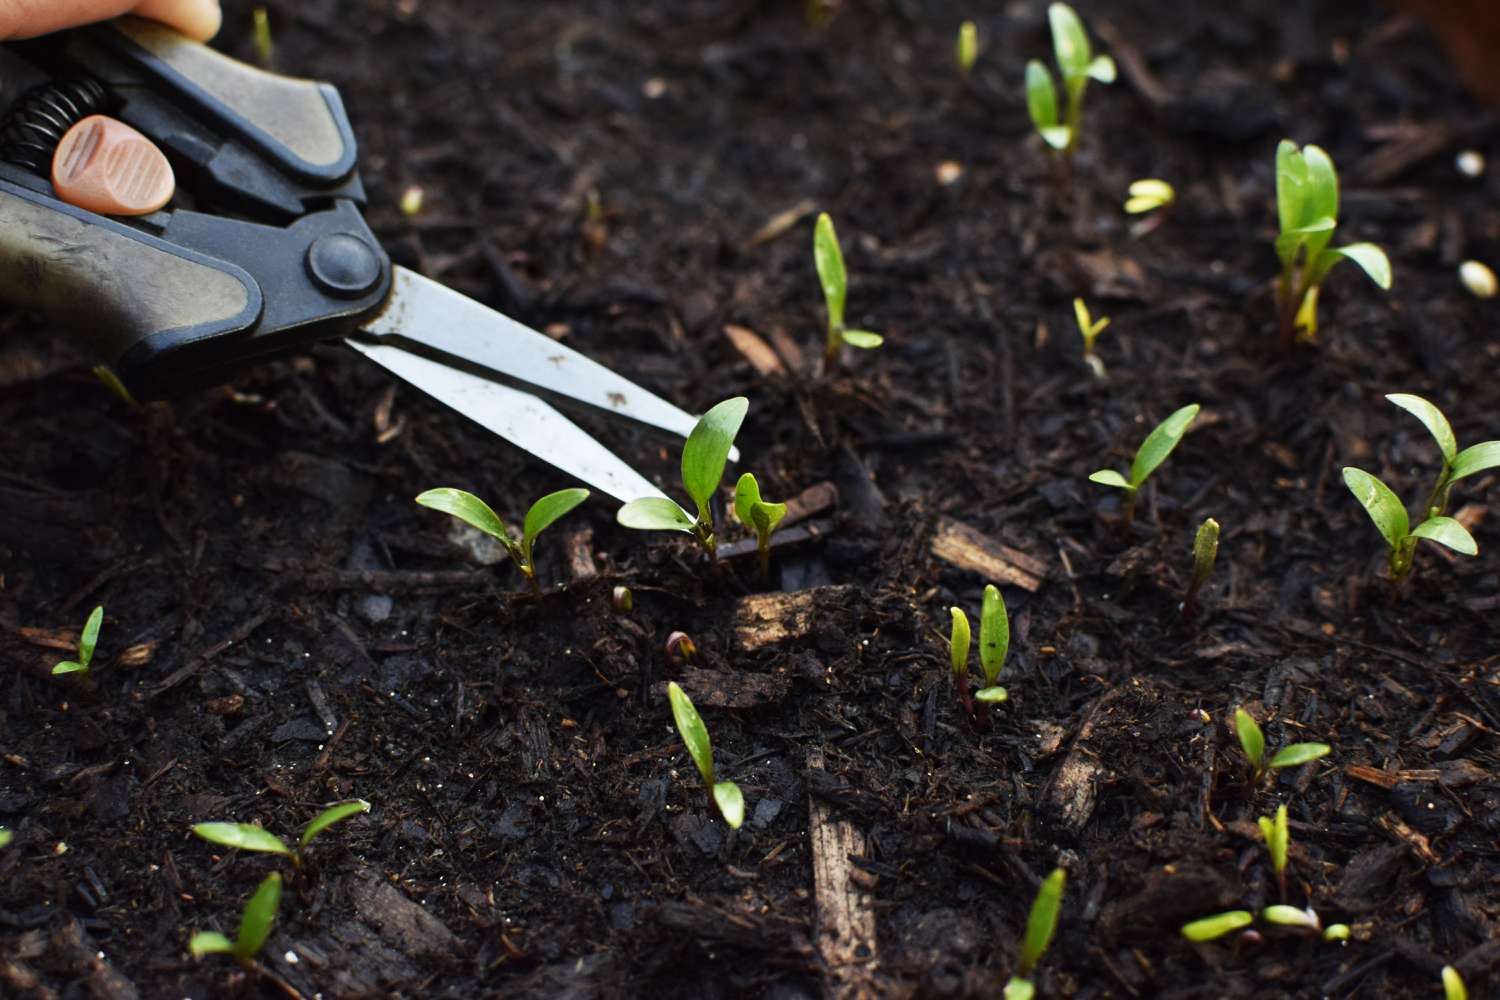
[0,19,391,397]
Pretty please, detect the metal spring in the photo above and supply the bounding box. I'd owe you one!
[0,77,108,175]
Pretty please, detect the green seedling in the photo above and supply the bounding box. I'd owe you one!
[1341,467,1477,582]
[1073,298,1110,378]
[251,7,273,66]
[957,21,978,78]
[1386,393,1500,517]
[1024,3,1114,158]
[1125,179,1174,214]
[734,473,788,581]
[1234,708,1329,787]
[948,606,975,718]
[189,872,281,969]
[814,213,883,367]
[1088,404,1200,525]
[1181,517,1219,619]
[92,365,139,406]
[1003,867,1065,1000]
[1257,804,1290,901]
[1443,966,1468,1000]
[416,486,589,591]
[1181,910,1253,943]
[192,800,370,869]
[666,681,743,829]
[947,584,1010,719]
[0,828,11,848]
[618,397,748,559]
[51,605,103,679]
[1274,140,1391,347]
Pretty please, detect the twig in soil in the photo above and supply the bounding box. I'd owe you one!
[806,749,880,999]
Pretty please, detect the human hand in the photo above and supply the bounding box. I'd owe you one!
[0,0,221,41]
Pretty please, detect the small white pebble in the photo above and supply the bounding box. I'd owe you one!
[284,950,299,964]
[1460,260,1497,299]
[1456,149,1485,178]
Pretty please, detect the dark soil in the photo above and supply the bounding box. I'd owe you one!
[4,1,1500,997]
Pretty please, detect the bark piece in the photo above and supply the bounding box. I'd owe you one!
[661,666,790,708]
[807,750,881,999]
[351,871,460,958]
[723,324,785,376]
[931,517,1047,592]
[733,584,854,652]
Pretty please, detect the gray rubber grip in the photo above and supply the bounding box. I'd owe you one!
[0,183,260,367]
[108,17,356,183]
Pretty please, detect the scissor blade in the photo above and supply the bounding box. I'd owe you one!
[347,341,669,505]
[358,267,730,458]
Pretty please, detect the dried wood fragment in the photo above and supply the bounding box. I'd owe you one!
[562,525,598,582]
[718,519,832,561]
[351,871,460,958]
[765,325,807,374]
[733,584,853,652]
[930,517,1047,592]
[660,666,789,709]
[1377,812,1438,865]
[1039,690,1119,834]
[747,198,817,246]
[723,324,785,376]
[807,750,880,1000]
[781,481,838,529]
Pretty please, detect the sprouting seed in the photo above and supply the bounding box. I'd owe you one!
[1182,517,1219,618]
[192,800,370,868]
[1024,3,1115,158]
[1234,708,1330,786]
[617,398,748,559]
[1124,178,1174,214]
[416,487,589,592]
[667,682,743,829]
[1273,140,1391,347]
[957,21,978,77]
[1088,404,1200,526]
[52,606,103,679]
[189,872,281,969]
[1181,910,1253,942]
[734,473,788,582]
[1004,868,1065,1000]
[1459,260,1496,300]
[814,214,883,368]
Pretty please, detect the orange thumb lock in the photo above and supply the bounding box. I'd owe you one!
[51,115,175,216]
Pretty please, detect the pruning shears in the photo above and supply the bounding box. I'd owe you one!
[0,18,719,503]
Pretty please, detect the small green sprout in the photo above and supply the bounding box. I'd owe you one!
[189,872,281,969]
[1088,404,1200,525]
[1262,904,1317,931]
[1257,803,1290,900]
[1341,467,1477,582]
[1274,140,1391,347]
[1180,910,1253,942]
[976,584,1010,704]
[192,800,370,868]
[1234,708,1330,786]
[948,606,974,718]
[1024,3,1115,158]
[618,397,748,559]
[1182,517,1219,619]
[1443,966,1468,1000]
[813,213,883,368]
[612,585,634,612]
[1003,867,1065,1000]
[1073,298,1110,371]
[0,828,11,848]
[251,7,273,66]
[51,605,103,678]
[416,486,590,592]
[957,21,978,78]
[92,365,139,406]
[1386,393,1500,517]
[1124,179,1174,214]
[666,681,743,829]
[734,473,788,581]
[1323,923,1350,942]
